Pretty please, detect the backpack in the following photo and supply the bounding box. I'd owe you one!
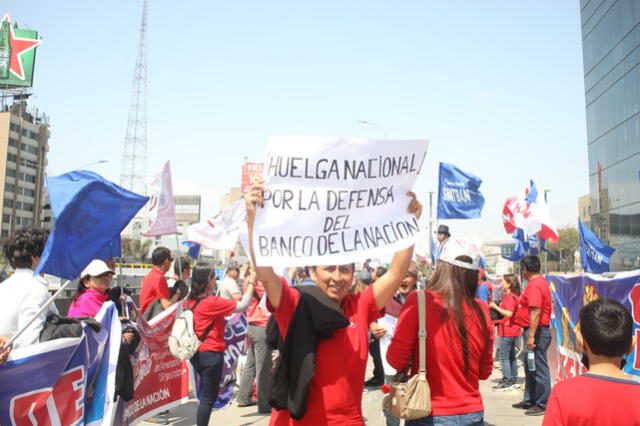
[168,298,215,360]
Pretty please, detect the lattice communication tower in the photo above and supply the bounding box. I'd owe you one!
[120,0,148,195]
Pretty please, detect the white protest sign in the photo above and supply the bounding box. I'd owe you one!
[378,314,398,376]
[252,136,429,266]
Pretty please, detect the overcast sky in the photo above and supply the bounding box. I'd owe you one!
[6,1,587,242]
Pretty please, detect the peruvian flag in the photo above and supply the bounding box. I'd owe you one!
[141,161,178,236]
[502,180,559,243]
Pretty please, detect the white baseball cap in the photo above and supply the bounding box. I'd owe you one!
[80,259,115,278]
[438,237,480,270]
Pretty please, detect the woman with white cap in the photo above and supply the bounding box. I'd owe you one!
[68,259,116,317]
[387,237,493,426]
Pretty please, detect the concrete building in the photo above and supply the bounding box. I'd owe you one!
[0,101,51,238]
[145,195,202,255]
[217,187,248,265]
[578,194,591,229]
[580,0,640,270]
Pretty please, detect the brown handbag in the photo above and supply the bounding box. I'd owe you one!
[383,289,432,420]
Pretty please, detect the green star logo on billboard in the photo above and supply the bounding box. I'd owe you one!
[0,14,41,88]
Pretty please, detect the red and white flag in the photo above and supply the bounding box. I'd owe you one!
[186,200,246,251]
[142,161,177,236]
[502,180,559,242]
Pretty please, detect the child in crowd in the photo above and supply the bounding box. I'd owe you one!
[543,297,639,426]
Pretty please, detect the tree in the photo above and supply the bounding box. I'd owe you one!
[121,238,153,262]
[546,226,579,272]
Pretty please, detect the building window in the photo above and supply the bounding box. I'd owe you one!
[8,138,17,147]
[9,123,18,132]
[21,128,27,137]
[20,202,33,212]
[3,199,12,208]
[19,173,36,183]
[1,230,7,237]
[2,214,10,223]
[4,183,13,192]
[28,130,38,140]
[5,169,15,178]
[7,153,16,163]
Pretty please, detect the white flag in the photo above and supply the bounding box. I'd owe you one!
[142,161,177,236]
[187,200,246,252]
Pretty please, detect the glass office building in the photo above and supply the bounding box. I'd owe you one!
[581,0,640,270]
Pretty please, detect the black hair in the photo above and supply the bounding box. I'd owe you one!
[375,266,388,278]
[151,247,172,266]
[171,279,189,301]
[73,275,90,302]
[4,227,49,268]
[173,256,191,276]
[189,267,215,299]
[227,266,240,274]
[580,297,633,358]
[520,255,541,274]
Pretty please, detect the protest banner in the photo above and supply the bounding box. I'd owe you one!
[547,271,640,382]
[142,161,178,237]
[242,162,265,193]
[0,303,120,426]
[252,136,429,266]
[116,303,190,425]
[211,313,248,409]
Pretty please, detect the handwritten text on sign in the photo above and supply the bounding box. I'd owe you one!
[253,136,429,266]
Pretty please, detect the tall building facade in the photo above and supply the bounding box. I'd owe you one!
[0,101,51,239]
[580,0,640,270]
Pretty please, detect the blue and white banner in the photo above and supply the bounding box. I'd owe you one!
[578,219,615,274]
[0,303,120,426]
[437,162,485,219]
[547,271,640,382]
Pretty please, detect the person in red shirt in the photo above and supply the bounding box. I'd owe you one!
[489,273,521,391]
[543,297,640,426]
[236,266,273,413]
[512,255,552,416]
[387,237,493,425]
[186,266,254,426]
[244,184,422,426]
[139,247,181,315]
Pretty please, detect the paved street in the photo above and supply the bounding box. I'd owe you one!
[158,359,544,426]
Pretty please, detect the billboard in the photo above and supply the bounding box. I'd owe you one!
[241,162,264,193]
[0,15,41,88]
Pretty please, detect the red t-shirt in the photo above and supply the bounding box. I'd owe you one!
[140,268,170,314]
[543,374,640,426]
[268,278,383,426]
[497,292,521,337]
[513,275,551,328]
[244,278,270,327]
[387,290,494,416]
[185,296,236,352]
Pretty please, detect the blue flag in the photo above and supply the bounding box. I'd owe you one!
[503,239,526,262]
[183,240,201,259]
[578,219,615,273]
[35,171,149,280]
[437,162,485,219]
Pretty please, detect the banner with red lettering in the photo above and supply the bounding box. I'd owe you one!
[115,303,190,425]
[242,162,264,193]
[0,303,120,426]
[547,271,640,382]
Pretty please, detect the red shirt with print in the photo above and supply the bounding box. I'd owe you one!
[543,374,640,426]
[387,290,494,416]
[497,292,521,337]
[244,278,270,327]
[513,275,552,328]
[140,268,170,314]
[268,278,383,426]
[185,296,236,352]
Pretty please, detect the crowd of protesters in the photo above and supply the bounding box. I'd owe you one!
[0,209,639,426]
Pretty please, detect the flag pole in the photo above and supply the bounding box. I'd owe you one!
[1,279,73,353]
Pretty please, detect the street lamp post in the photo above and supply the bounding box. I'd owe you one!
[544,189,550,274]
[356,120,389,139]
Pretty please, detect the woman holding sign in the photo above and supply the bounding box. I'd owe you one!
[245,182,422,426]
